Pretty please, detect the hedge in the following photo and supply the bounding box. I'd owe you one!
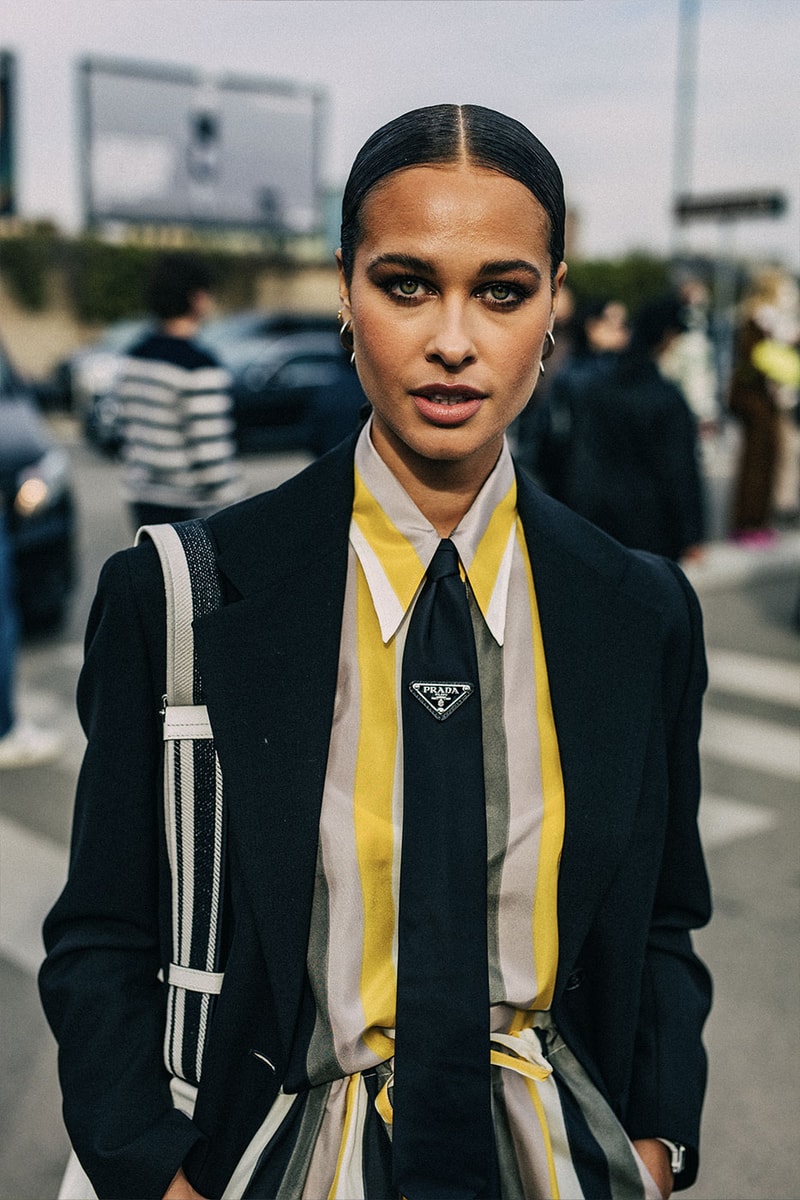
[1,234,266,322]
[1,232,676,324]
[565,253,672,312]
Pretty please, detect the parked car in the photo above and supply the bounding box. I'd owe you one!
[81,312,366,456]
[0,343,76,633]
[200,309,338,351]
[52,317,153,417]
[223,330,366,452]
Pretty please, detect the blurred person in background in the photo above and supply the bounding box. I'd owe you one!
[659,276,719,433]
[532,294,705,564]
[0,506,62,768]
[726,266,800,545]
[116,252,244,532]
[520,294,630,499]
[512,282,576,465]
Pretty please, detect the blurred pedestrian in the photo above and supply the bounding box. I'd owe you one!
[727,267,800,545]
[659,276,719,432]
[41,106,710,1200]
[521,294,630,499]
[536,293,706,563]
[0,507,62,768]
[512,281,576,465]
[116,252,244,531]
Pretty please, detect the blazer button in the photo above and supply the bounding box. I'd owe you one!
[565,968,586,991]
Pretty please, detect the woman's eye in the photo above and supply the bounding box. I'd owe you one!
[386,277,425,300]
[481,283,525,306]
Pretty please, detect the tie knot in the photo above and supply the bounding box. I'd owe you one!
[427,539,461,581]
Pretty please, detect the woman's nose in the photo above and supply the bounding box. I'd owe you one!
[425,300,477,368]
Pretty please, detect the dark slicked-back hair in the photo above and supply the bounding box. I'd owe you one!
[339,104,566,286]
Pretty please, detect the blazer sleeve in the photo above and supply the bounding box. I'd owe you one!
[623,560,713,1188]
[38,542,207,1200]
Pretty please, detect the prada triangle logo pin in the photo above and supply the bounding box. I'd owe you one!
[408,681,473,721]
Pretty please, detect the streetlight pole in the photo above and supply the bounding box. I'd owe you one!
[671,0,700,258]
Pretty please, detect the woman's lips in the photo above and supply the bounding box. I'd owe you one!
[411,384,487,426]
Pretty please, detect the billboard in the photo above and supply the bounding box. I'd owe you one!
[0,50,16,216]
[79,56,325,233]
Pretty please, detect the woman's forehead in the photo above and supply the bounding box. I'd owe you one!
[356,163,551,260]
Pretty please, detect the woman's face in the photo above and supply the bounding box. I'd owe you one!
[338,162,566,490]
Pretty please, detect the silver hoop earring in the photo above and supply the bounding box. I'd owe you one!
[542,328,556,360]
[539,360,546,376]
[338,313,356,366]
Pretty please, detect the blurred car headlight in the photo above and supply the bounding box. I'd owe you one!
[78,352,121,398]
[15,447,70,518]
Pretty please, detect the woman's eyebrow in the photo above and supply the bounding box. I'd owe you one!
[366,253,434,274]
[477,259,542,280]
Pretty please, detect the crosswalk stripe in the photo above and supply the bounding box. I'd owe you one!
[0,815,68,976]
[701,709,800,779]
[698,793,778,849]
[706,649,800,708]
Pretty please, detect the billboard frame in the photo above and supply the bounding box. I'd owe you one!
[78,55,326,237]
[0,49,17,217]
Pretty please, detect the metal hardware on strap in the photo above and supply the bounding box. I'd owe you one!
[136,519,225,1088]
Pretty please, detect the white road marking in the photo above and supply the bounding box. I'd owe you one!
[707,649,800,708]
[14,685,86,776]
[0,815,68,976]
[699,793,779,849]
[54,642,86,670]
[701,710,800,779]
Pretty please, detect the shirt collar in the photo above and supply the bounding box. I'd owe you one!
[351,418,518,645]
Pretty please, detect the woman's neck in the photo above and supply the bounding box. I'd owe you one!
[370,421,503,536]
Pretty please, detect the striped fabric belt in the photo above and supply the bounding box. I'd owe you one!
[373,1024,554,1126]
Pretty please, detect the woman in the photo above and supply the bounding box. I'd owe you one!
[40,105,711,1200]
[532,294,706,564]
[727,266,800,542]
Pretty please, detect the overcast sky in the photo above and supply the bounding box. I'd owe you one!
[3,0,798,269]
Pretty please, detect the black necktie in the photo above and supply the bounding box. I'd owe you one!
[392,539,493,1200]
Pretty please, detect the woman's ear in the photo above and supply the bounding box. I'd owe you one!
[551,261,568,322]
[335,250,352,319]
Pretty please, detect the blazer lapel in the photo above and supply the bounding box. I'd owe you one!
[192,440,356,1051]
[516,473,663,982]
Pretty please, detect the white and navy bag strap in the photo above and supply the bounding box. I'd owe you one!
[135,519,225,1087]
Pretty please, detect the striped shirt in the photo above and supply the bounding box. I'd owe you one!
[223,422,661,1198]
[304,421,566,1084]
[117,333,243,511]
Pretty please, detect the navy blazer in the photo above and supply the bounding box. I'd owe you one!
[40,433,712,1199]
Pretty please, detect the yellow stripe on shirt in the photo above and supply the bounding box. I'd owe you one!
[517,522,565,1011]
[352,467,426,616]
[353,561,401,1061]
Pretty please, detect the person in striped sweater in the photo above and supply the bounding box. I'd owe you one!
[117,253,244,531]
